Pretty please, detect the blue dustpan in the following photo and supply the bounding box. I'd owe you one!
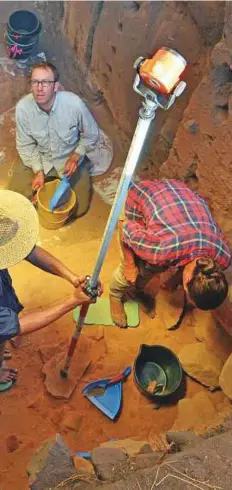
[82,367,131,420]
[49,176,71,211]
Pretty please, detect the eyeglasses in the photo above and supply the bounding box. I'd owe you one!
[30,79,56,87]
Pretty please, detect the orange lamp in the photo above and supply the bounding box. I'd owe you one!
[139,47,187,95]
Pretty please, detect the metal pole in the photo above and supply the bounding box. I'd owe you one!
[60,99,157,378]
[90,100,158,288]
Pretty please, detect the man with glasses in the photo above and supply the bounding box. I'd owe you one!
[9,62,113,218]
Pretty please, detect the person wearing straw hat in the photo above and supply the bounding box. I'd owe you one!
[110,179,231,328]
[9,61,113,218]
[0,190,100,392]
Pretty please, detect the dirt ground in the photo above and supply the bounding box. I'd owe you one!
[0,99,232,490]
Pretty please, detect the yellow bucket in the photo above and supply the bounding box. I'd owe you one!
[37,179,76,230]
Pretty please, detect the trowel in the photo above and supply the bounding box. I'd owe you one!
[49,175,71,211]
[49,156,86,211]
[82,366,131,420]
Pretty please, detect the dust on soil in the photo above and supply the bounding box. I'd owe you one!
[0,108,231,490]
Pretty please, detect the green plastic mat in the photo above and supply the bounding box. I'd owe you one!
[73,297,140,328]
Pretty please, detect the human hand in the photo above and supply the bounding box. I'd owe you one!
[69,283,95,307]
[70,274,86,288]
[32,171,45,191]
[70,275,103,296]
[64,153,79,178]
[82,275,104,300]
[95,279,103,297]
[71,276,103,301]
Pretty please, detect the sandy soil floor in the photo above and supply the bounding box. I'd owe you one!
[0,101,232,490]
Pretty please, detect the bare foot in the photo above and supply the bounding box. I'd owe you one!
[0,364,18,384]
[110,296,127,328]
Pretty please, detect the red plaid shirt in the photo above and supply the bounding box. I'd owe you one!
[123,180,231,269]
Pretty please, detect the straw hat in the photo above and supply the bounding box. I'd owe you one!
[0,190,39,270]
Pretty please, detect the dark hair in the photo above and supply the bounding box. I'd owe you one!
[30,62,59,81]
[187,257,228,310]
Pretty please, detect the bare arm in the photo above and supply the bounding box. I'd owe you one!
[19,284,91,336]
[25,246,82,287]
[159,267,183,291]
[19,297,76,335]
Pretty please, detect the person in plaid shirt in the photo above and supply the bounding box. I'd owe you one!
[110,179,231,328]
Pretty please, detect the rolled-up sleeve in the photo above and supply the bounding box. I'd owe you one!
[16,104,43,173]
[0,307,20,343]
[74,99,99,156]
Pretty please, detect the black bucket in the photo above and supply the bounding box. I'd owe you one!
[8,10,41,39]
[5,31,37,50]
[134,344,184,404]
[5,10,41,59]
